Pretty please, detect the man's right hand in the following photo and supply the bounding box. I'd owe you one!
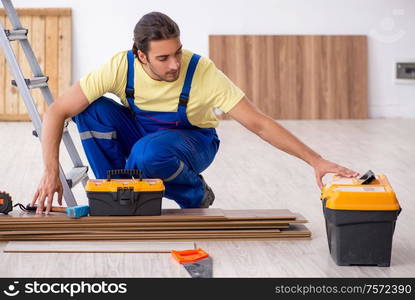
[30,82,89,215]
[31,172,63,214]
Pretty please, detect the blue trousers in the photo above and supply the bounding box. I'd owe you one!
[72,97,220,208]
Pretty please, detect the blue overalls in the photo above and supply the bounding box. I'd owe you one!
[73,50,220,208]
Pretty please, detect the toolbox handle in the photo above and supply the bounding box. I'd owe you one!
[359,170,376,185]
[107,169,143,181]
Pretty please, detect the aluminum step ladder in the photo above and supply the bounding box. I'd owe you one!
[0,0,89,207]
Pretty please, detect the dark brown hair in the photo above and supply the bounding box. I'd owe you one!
[132,12,180,61]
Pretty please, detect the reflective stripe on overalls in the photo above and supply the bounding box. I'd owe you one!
[73,50,220,208]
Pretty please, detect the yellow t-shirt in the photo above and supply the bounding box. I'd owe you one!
[79,49,245,128]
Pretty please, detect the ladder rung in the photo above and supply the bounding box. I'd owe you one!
[11,76,48,89]
[4,28,28,40]
[66,166,89,188]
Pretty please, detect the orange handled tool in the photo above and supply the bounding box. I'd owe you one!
[171,248,209,264]
[171,248,212,278]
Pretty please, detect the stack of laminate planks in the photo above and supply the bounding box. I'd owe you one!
[0,208,311,241]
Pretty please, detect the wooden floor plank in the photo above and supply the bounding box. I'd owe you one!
[4,241,195,253]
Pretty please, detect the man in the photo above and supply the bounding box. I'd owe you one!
[31,12,359,214]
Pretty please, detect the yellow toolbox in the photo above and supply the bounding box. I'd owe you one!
[321,170,401,267]
[85,169,165,216]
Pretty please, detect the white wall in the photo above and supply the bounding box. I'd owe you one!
[10,0,415,118]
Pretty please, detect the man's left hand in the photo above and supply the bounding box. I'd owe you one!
[312,157,360,189]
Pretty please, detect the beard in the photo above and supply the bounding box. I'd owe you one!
[148,63,181,82]
[163,69,180,82]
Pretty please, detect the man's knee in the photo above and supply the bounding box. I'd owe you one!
[77,97,118,118]
[128,138,175,177]
[73,97,129,129]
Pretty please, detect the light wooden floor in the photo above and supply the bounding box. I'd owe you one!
[0,119,414,277]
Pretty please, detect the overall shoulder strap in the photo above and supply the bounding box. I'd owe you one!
[125,50,135,107]
[179,54,201,107]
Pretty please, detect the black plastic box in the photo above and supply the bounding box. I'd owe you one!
[323,200,400,267]
[87,189,163,216]
[85,169,165,216]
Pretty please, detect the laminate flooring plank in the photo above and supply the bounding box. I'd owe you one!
[0,208,226,222]
[4,241,195,253]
